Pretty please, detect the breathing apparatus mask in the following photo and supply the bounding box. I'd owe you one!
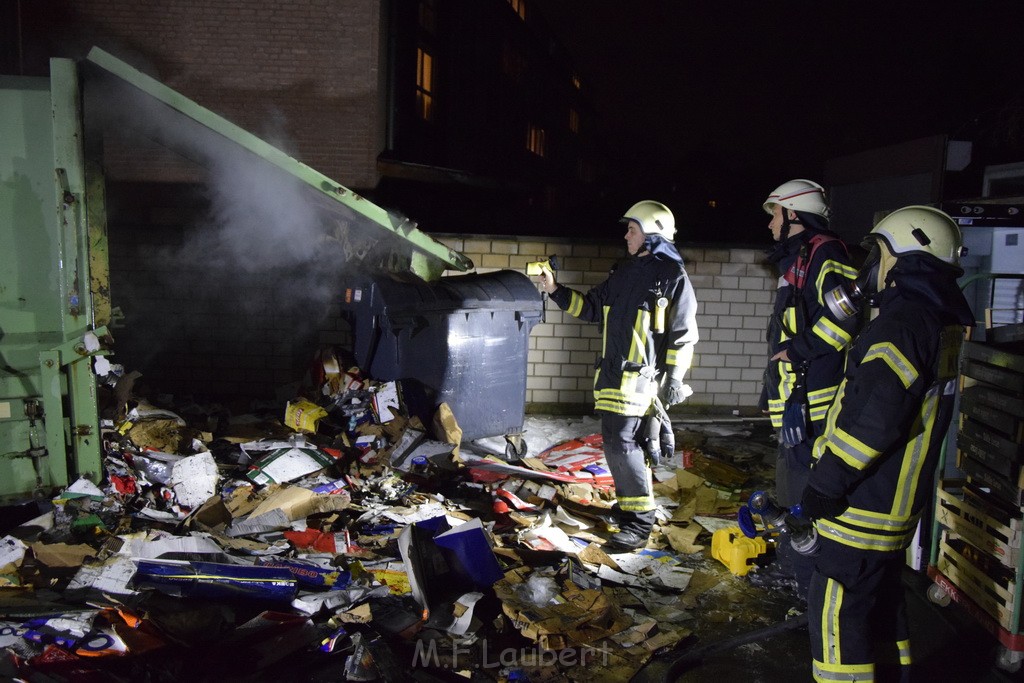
[824,239,882,322]
[825,205,966,322]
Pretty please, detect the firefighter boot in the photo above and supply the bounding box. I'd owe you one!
[606,509,657,551]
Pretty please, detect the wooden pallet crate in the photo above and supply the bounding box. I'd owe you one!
[957,453,1024,507]
[936,481,1023,569]
[937,531,1019,633]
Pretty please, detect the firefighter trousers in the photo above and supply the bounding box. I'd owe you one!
[808,538,911,683]
[775,438,815,597]
[600,412,655,514]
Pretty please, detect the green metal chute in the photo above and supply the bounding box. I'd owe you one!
[84,46,473,282]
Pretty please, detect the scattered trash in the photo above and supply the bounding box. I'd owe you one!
[0,350,792,680]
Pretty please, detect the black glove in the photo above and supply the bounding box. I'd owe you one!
[800,485,848,520]
[660,378,692,407]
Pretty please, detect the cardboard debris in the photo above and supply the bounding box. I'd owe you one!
[29,542,97,568]
[246,446,335,485]
[0,350,788,682]
[432,402,463,456]
[661,522,706,554]
[247,484,351,521]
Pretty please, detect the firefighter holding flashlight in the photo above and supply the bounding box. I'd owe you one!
[536,200,698,551]
[761,179,860,593]
[801,206,974,681]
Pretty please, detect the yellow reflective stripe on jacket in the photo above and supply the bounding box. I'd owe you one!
[861,342,918,389]
[836,506,919,533]
[628,309,649,366]
[892,382,943,518]
[823,425,881,470]
[666,348,679,366]
[812,260,859,305]
[807,385,839,422]
[808,404,830,422]
[567,290,585,317]
[813,316,853,352]
[815,518,915,551]
[600,305,610,360]
[897,639,911,666]
[771,387,838,424]
[592,305,660,416]
[782,307,798,338]
[595,388,652,416]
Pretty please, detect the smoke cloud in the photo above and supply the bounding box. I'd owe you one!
[87,67,384,397]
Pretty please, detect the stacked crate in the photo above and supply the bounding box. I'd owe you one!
[930,322,1024,665]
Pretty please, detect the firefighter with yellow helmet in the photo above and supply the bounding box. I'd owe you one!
[761,179,860,594]
[800,205,974,681]
[537,200,699,550]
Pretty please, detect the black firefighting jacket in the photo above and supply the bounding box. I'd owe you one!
[808,258,974,552]
[762,230,859,429]
[550,253,698,416]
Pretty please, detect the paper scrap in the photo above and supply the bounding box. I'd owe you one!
[171,451,218,508]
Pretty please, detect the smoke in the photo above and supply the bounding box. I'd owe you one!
[87,68,380,394]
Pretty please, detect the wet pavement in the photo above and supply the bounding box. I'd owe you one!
[629,418,1024,683]
[640,567,1024,683]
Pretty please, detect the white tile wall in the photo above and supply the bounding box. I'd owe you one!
[437,234,776,414]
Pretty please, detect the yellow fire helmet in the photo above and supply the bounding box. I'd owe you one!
[622,200,675,240]
[869,205,963,265]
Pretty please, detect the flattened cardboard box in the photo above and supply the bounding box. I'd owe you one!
[494,573,631,650]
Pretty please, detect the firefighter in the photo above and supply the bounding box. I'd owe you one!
[760,179,859,592]
[800,206,974,682]
[536,200,699,551]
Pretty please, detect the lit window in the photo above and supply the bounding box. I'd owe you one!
[568,108,579,134]
[527,124,546,157]
[416,47,434,121]
[571,73,582,90]
[508,0,527,20]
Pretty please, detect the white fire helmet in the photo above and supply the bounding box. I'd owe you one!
[623,200,676,240]
[868,205,963,265]
[762,179,830,220]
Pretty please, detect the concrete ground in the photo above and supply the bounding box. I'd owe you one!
[636,566,1024,683]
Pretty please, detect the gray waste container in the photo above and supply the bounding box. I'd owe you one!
[338,269,543,451]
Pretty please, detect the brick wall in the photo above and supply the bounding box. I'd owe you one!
[66,0,383,188]
[433,235,776,415]
[108,225,776,413]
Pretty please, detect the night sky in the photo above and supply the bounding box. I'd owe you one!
[533,1,1024,243]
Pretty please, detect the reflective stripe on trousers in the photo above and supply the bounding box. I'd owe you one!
[808,538,910,682]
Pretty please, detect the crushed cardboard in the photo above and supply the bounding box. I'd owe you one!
[0,357,783,681]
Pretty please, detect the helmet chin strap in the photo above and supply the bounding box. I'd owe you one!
[780,209,796,241]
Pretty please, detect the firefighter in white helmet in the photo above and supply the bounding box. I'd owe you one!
[536,200,699,551]
[800,206,973,681]
[760,179,860,594]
